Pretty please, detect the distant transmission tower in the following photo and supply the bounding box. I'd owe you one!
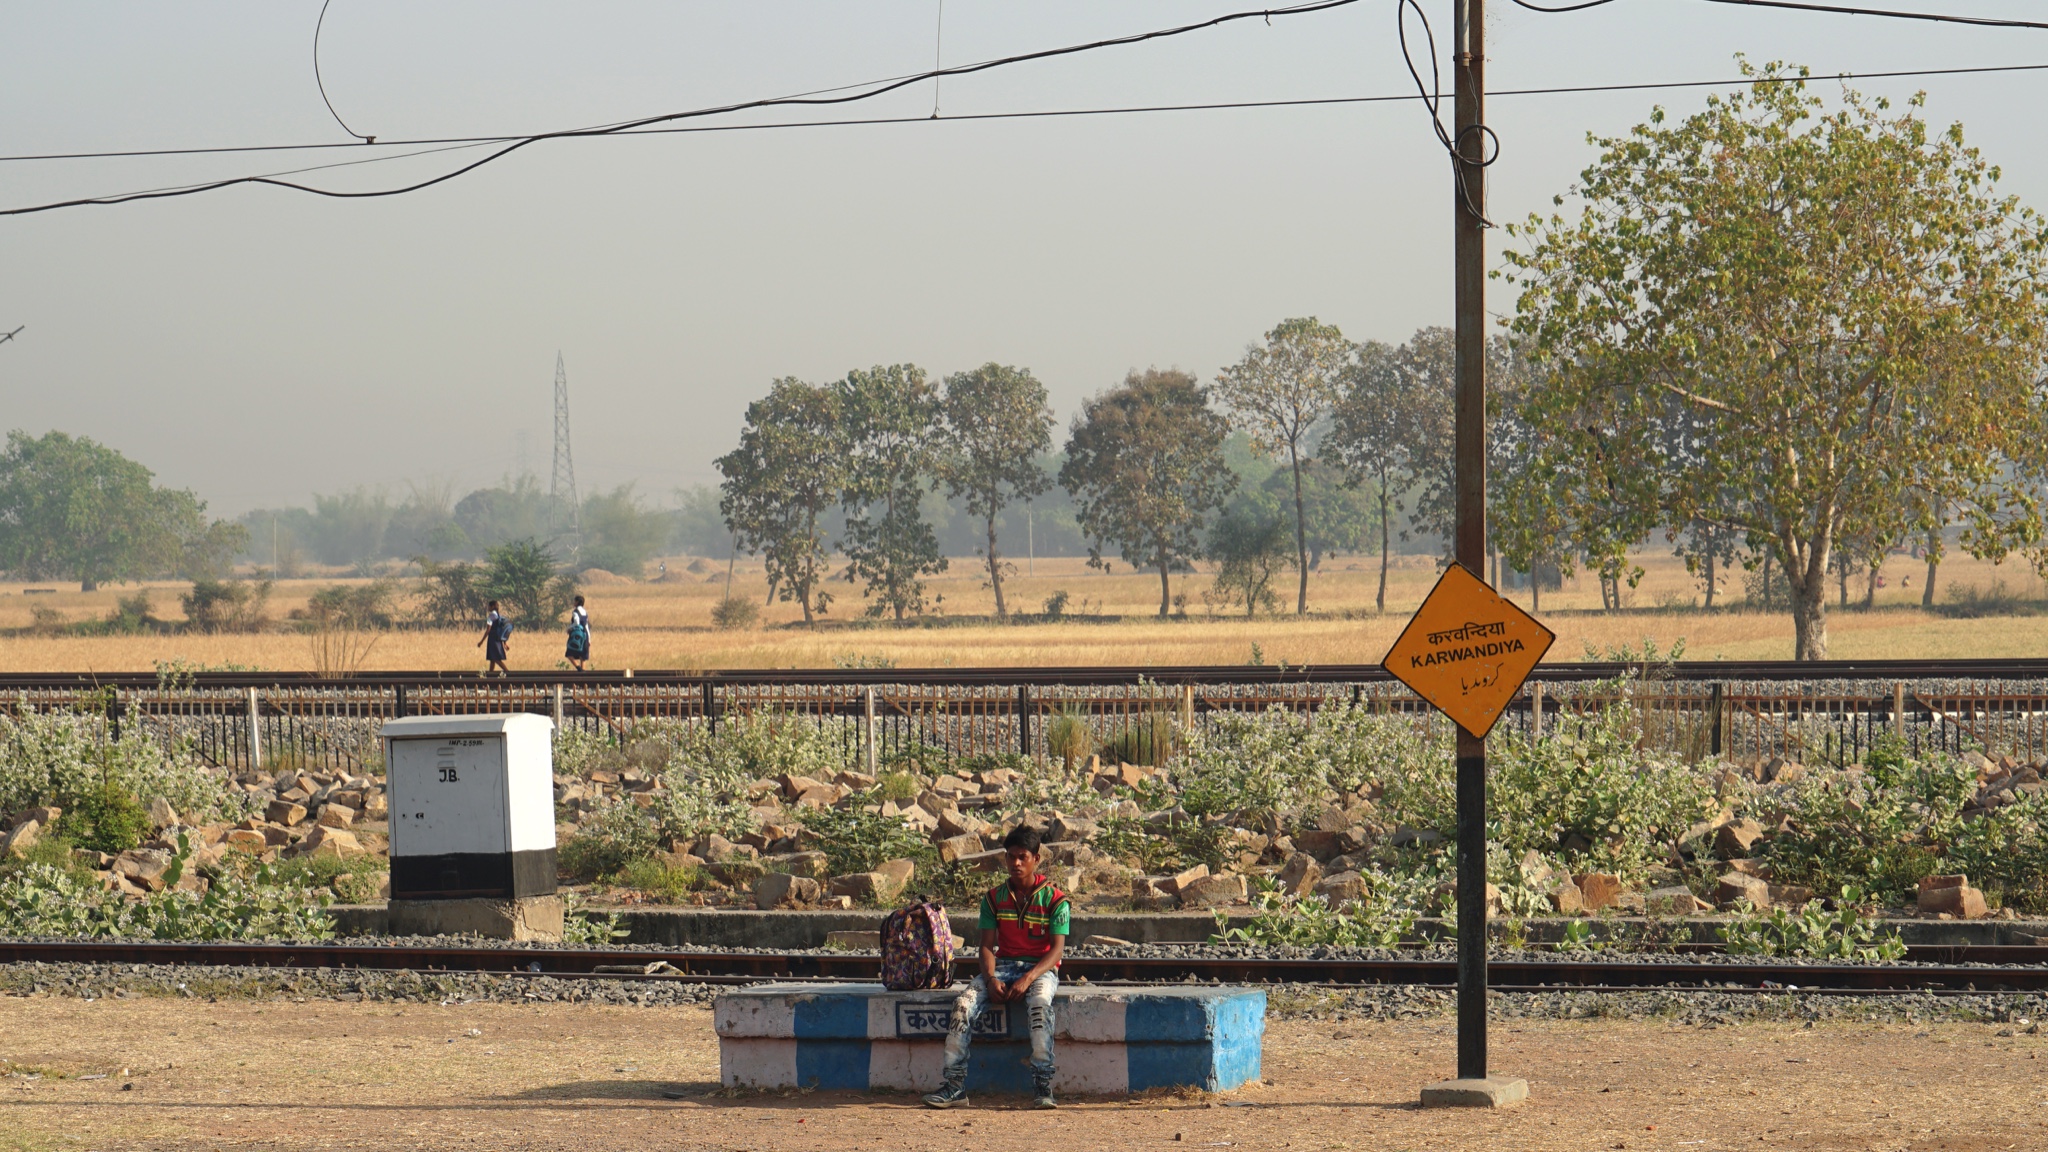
[549,351,582,558]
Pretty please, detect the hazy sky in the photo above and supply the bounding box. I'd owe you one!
[3,1,2044,516]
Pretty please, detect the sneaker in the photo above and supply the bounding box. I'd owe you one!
[1033,1086,1058,1110]
[922,1083,969,1109]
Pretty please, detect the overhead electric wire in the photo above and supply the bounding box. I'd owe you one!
[1509,0,2048,30]
[6,2,2047,216]
[1699,0,2048,30]
[6,59,2043,167]
[0,0,1365,217]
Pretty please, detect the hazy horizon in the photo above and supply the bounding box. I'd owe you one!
[4,1,2044,517]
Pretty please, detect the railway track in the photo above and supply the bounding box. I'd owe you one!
[4,940,2047,995]
[14,657,2048,690]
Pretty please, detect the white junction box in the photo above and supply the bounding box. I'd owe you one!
[380,713,557,901]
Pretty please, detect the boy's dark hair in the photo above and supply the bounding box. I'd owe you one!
[487,600,500,609]
[1001,825,1043,854]
[574,594,585,606]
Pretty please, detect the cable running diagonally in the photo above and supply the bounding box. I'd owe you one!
[0,0,1362,216]
[1509,0,2048,29]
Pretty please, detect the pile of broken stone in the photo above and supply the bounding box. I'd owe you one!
[1,768,388,900]
[592,760,1158,911]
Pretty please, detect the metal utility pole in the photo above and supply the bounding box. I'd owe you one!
[1416,0,1523,1111]
[1452,0,1490,1088]
[549,352,582,559]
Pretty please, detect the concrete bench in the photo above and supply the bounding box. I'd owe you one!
[715,982,1264,1096]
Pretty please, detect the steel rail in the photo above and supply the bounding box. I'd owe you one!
[4,940,2046,993]
[13,657,2048,691]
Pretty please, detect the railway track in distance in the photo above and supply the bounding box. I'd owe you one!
[3,940,2047,995]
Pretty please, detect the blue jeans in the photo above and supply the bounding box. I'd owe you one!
[941,958,1057,1088]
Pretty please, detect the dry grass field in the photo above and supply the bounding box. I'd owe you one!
[1,548,2046,672]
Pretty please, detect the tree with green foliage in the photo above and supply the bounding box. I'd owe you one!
[1379,328,1522,557]
[939,363,1054,618]
[414,556,489,627]
[453,473,549,554]
[579,483,666,577]
[384,481,460,561]
[0,430,209,591]
[1261,459,1373,572]
[1205,504,1293,618]
[1503,66,2048,657]
[1324,340,1407,612]
[482,538,577,628]
[716,379,847,624]
[181,578,272,633]
[1059,369,1236,617]
[1215,317,1350,614]
[838,364,947,621]
[307,487,393,568]
[669,484,728,557]
[177,520,249,581]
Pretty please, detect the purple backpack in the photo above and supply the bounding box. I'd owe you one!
[880,902,956,991]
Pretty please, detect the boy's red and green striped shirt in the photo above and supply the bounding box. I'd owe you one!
[978,875,1071,960]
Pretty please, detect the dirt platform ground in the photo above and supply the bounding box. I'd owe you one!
[2,996,2043,1152]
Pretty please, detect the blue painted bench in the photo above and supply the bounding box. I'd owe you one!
[714,982,1264,1096]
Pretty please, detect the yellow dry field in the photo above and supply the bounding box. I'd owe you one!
[2,550,2046,672]
[0,995,2042,1151]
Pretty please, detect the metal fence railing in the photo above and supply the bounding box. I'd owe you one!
[6,660,2048,774]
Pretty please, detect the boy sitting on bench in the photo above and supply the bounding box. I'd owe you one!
[923,825,1070,1110]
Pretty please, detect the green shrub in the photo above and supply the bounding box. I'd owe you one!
[0,828,91,885]
[1095,815,1185,873]
[1720,888,1905,961]
[1764,758,1974,902]
[1101,713,1176,768]
[1211,883,1422,949]
[1484,702,1713,878]
[0,842,334,941]
[1940,791,2048,913]
[875,771,920,803]
[613,857,704,902]
[711,596,760,630]
[181,579,273,633]
[61,780,152,854]
[654,714,845,842]
[1936,578,2037,619]
[1042,708,1096,770]
[799,793,936,878]
[269,851,388,899]
[552,727,618,778]
[561,891,629,945]
[558,799,661,880]
[332,868,388,905]
[0,706,247,827]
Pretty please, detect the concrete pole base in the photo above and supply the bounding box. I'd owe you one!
[1420,1077,1529,1109]
[386,895,564,942]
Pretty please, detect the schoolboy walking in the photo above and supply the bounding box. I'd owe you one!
[477,600,512,676]
[565,595,590,671]
[923,825,1069,1111]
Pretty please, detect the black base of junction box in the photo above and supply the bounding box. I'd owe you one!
[391,848,557,901]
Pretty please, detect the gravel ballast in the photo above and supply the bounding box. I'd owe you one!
[6,938,2047,1026]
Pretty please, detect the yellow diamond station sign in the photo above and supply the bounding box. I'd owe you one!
[1381,562,1555,739]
